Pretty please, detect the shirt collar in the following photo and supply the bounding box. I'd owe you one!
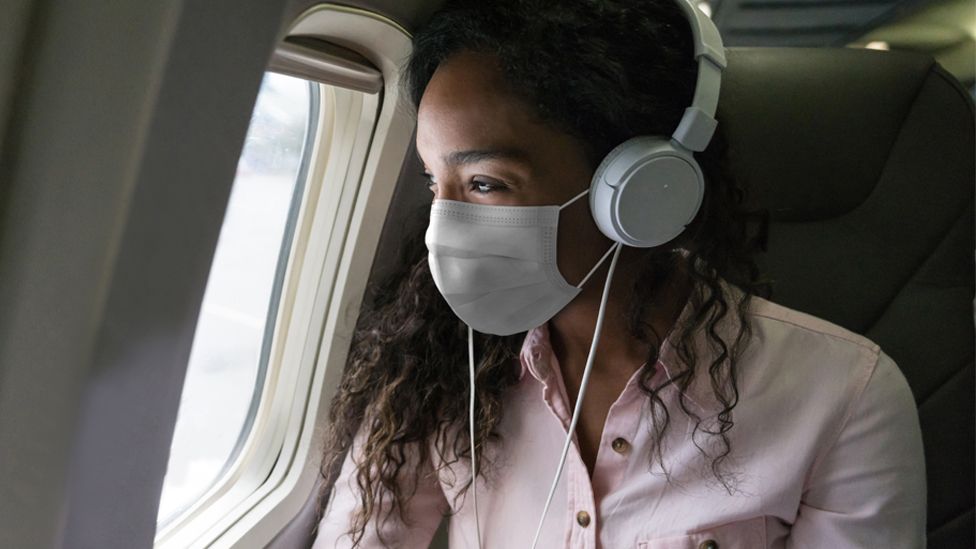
[517,322,556,383]
[516,278,745,396]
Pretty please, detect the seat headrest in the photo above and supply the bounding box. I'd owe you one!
[716,47,973,223]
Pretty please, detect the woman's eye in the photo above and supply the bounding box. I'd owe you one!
[419,172,505,196]
[471,179,503,194]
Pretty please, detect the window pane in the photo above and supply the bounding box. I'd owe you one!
[157,73,314,525]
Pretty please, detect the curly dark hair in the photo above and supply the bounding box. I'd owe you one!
[316,0,769,545]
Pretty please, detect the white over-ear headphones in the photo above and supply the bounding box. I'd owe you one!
[589,0,727,248]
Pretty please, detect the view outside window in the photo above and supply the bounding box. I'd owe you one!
[157,73,313,525]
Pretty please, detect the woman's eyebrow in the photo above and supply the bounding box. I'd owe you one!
[443,147,532,167]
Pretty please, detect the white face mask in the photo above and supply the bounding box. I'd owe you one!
[424,189,615,336]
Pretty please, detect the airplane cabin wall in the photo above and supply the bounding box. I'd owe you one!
[0,0,293,547]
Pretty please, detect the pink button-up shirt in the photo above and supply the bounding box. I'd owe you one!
[314,286,926,548]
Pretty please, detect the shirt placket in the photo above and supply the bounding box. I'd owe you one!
[536,358,599,549]
[570,453,598,549]
[538,358,669,549]
[590,371,649,502]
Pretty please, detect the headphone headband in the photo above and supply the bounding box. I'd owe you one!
[671,0,726,152]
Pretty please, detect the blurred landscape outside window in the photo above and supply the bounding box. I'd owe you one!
[157,73,314,525]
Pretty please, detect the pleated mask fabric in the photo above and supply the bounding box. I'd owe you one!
[425,192,598,336]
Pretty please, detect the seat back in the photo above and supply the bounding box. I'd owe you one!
[717,47,974,547]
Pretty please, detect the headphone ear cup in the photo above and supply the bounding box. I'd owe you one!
[589,136,705,248]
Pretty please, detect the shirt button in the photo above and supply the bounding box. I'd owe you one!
[576,510,591,527]
[699,540,719,549]
[611,437,630,454]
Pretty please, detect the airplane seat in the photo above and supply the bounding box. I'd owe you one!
[716,47,974,547]
[270,47,975,548]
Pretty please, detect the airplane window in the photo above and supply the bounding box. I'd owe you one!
[156,72,316,526]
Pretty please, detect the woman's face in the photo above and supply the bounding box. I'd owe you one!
[416,50,613,286]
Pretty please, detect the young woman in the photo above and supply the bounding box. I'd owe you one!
[313,1,926,547]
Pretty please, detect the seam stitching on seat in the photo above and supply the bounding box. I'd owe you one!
[917,359,973,411]
[931,63,976,120]
[842,59,936,216]
[863,206,974,332]
[770,58,941,225]
[930,506,975,535]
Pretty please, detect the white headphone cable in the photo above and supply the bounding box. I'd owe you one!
[468,325,483,549]
[529,242,623,549]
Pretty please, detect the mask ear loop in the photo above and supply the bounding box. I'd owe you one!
[529,242,623,549]
[577,243,618,289]
[467,325,483,549]
[558,187,616,290]
[558,188,590,211]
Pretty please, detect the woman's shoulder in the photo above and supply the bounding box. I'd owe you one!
[745,294,881,356]
[735,291,905,418]
[669,281,907,434]
[712,281,885,373]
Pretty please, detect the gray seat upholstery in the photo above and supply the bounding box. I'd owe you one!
[275,47,975,548]
[717,47,974,547]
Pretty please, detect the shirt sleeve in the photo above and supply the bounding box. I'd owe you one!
[312,430,450,549]
[788,351,927,548]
